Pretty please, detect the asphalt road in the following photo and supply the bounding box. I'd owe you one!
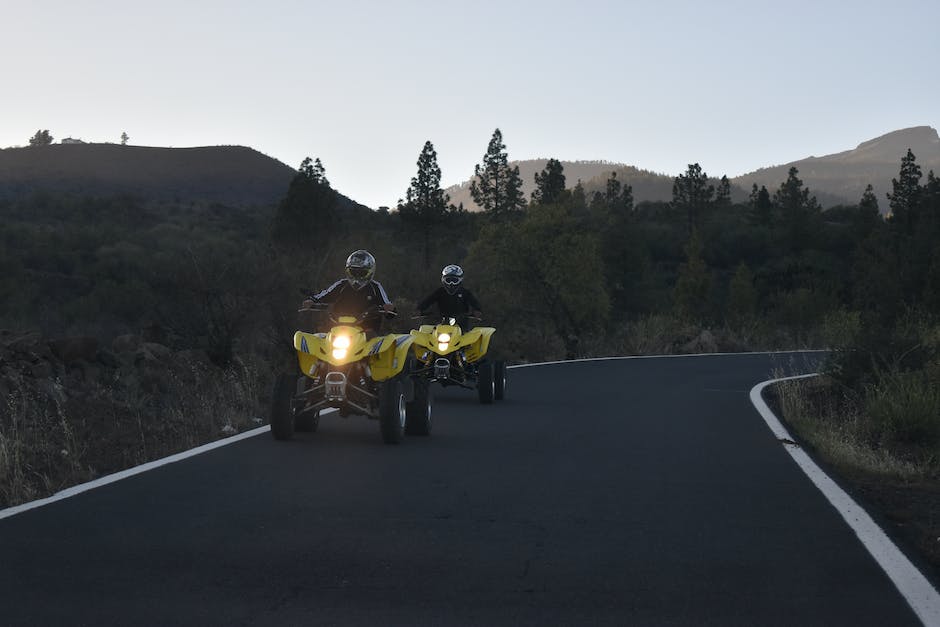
[0,352,924,626]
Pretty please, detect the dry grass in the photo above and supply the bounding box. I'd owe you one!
[772,373,934,480]
[0,355,269,509]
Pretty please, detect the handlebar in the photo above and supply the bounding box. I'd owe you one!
[299,303,397,323]
[411,314,483,323]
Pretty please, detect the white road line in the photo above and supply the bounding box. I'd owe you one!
[0,410,334,521]
[507,349,827,369]
[750,374,940,627]
[1,350,820,521]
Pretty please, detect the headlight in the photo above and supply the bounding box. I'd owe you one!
[438,342,449,352]
[332,348,348,360]
[437,333,451,343]
[332,335,351,349]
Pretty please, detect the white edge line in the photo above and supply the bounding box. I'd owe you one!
[507,349,827,369]
[0,350,822,521]
[0,411,335,521]
[751,374,940,626]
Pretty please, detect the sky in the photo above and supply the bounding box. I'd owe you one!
[2,0,938,208]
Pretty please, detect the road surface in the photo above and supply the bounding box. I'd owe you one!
[0,352,924,626]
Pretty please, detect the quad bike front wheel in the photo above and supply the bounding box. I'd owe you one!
[405,378,432,436]
[379,378,406,444]
[477,362,495,404]
[293,376,319,432]
[270,373,296,441]
[494,361,507,401]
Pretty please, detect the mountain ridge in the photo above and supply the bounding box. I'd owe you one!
[446,126,940,211]
[0,143,369,210]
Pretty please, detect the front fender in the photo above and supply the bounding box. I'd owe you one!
[370,334,416,381]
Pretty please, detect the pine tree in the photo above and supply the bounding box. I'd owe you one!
[470,129,527,218]
[532,158,565,205]
[855,184,881,240]
[272,157,336,249]
[887,149,922,237]
[398,140,450,266]
[28,130,53,146]
[672,163,715,234]
[715,175,732,209]
[773,167,819,251]
[674,229,711,322]
[747,184,773,226]
[605,171,622,206]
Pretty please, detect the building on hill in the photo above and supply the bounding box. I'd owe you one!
[60,138,86,145]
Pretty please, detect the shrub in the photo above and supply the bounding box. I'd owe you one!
[865,369,940,450]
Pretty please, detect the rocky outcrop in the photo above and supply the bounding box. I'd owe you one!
[0,330,202,402]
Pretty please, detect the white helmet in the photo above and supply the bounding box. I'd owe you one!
[441,264,463,295]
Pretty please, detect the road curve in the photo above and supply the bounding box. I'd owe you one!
[0,352,924,626]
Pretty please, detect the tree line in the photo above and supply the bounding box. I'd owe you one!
[1,128,937,398]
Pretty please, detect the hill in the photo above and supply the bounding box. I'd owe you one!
[446,127,940,211]
[732,126,940,208]
[445,160,681,211]
[0,143,369,210]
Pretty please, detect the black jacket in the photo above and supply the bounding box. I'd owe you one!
[310,279,392,331]
[417,286,482,320]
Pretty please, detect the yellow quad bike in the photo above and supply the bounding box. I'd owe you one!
[270,305,424,444]
[410,316,506,404]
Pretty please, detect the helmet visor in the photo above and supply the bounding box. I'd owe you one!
[347,266,372,280]
[442,275,462,286]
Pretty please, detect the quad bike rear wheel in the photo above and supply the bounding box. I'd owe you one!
[477,362,495,404]
[405,378,432,436]
[494,360,507,401]
[270,374,296,441]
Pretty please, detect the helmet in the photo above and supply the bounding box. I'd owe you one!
[345,250,376,290]
[441,264,464,295]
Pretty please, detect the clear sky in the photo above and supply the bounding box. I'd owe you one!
[2,0,938,208]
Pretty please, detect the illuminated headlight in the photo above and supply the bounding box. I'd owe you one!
[437,342,449,352]
[332,348,348,360]
[437,333,451,343]
[332,335,351,349]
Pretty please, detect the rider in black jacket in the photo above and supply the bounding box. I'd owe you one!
[302,250,396,334]
[417,264,482,329]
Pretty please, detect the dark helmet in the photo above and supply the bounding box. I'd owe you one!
[441,264,464,295]
[345,250,376,290]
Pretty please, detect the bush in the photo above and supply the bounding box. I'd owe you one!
[865,370,940,449]
[821,309,862,349]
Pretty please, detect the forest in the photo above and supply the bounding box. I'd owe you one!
[1,129,938,508]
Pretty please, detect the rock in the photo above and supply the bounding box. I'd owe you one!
[49,336,99,364]
[176,349,212,368]
[96,349,119,368]
[5,331,44,353]
[141,321,168,344]
[112,334,142,354]
[142,342,172,361]
[220,424,237,436]
[69,359,101,383]
[682,329,719,354]
[29,360,54,379]
[138,362,169,393]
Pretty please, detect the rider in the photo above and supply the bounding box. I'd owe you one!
[416,264,483,329]
[302,250,396,335]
